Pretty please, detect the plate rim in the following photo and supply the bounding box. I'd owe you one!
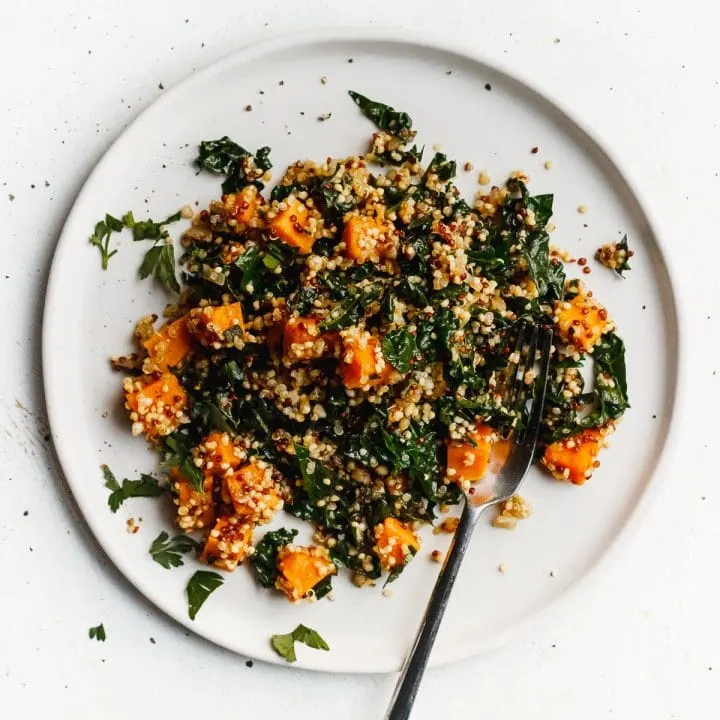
[42,26,685,673]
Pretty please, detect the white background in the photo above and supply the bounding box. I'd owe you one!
[0,1,716,718]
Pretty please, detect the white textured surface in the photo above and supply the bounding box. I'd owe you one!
[0,1,716,717]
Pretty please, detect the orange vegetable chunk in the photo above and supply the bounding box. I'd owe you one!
[224,460,282,524]
[123,372,187,440]
[339,333,392,389]
[553,289,613,353]
[200,516,253,571]
[269,198,314,254]
[373,517,421,572]
[541,426,611,484]
[276,545,336,601]
[172,468,215,532]
[223,185,260,226]
[142,316,192,371]
[187,303,245,347]
[446,423,497,485]
[343,215,396,263]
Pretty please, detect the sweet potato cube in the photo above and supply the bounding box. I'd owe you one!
[172,468,215,532]
[269,198,315,254]
[343,215,396,263]
[446,423,498,486]
[283,316,337,362]
[339,333,392,389]
[199,432,243,474]
[223,185,260,226]
[123,372,187,440]
[276,545,336,601]
[200,516,253,572]
[373,517,420,572]
[142,316,192,371]
[541,426,610,484]
[224,461,282,524]
[553,290,614,353]
[187,303,245,348]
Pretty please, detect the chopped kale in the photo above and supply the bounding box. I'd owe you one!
[251,528,299,588]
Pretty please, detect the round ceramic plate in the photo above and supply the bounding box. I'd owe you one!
[43,28,680,672]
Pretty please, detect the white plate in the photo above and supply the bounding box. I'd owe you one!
[43,28,681,673]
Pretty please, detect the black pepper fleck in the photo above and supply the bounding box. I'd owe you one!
[245,660,254,668]
[23,510,29,516]
[485,83,492,91]
[347,58,354,63]
[158,82,164,90]
[149,637,156,644]
[8,194,14,201]
[245,105,252,112]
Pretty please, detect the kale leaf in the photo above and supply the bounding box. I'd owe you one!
[348,91,413,137]
[381,327,416,373]
[251,528,299,588]
[196,136,272,193]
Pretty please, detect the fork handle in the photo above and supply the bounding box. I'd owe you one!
[385,501,484,720]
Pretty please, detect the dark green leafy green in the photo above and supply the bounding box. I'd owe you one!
[527,193,554,228]
[139,244,180,293]
[186,570,224,620]
[424,152,456,182]
[196,136,273,193]
[348,91,413,137]
[251,528,299,588]
[523,231,565,300]
[88,624,106,642]
[149,531,199,569]
[102,465,164,513]
[295,445,335,503]
[381,327,416,373]
[319,281,386,331]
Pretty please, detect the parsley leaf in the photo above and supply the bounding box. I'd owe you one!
[89,214,124,269]
[149,531,199,569]
[162,434,205,493]
[128,211,181,242]
[139,244,180,293]
[270,624,330,663]
[88,623,106,642]
[186,570,224,620]
[381,327,417,373]
[348,91,413,137]
[102,464,164,513]
[251,527,299,587]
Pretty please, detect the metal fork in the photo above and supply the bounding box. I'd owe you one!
[384,324,553,720]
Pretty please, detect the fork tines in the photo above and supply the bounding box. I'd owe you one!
[504,324,553,441]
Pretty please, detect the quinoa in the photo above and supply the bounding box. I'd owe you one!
[111,89,630,604]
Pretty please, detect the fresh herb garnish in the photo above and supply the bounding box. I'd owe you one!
[162,434,205,493]
[89,214,124,269]
[186,570,224,620]
[270,624,330,663]
[88,623,106,642]
[149,531,199,569]
[251,528,299,587]
[102,464,164,513]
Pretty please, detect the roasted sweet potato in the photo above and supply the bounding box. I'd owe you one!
[282,316,337,362]
[446,423,497,485]
[276,545,336,601]
[172,468,215,532]
[268,198,314,254]
[373,517,421,572]
[198,432,243,474]
[200,516,254,571]
[541,426,612,484]
[553,289,614,352]
[338,333,392,389]
[343,215,396,263]
[142,316,192,371]
[123,372,187,440]
[187,303,245,348]
[223,460,282,524]
[223,185,260,226]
